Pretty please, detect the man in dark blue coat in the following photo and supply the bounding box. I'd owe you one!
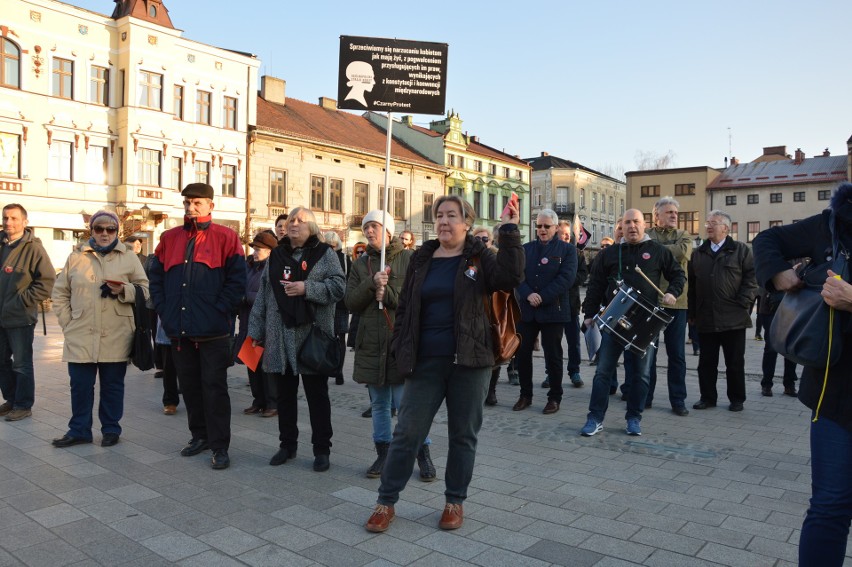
[512,209,577,415]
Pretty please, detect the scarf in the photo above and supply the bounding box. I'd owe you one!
[268,234,330,328]
[88,237,119,256]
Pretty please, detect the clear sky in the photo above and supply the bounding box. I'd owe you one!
[71,0,852,177]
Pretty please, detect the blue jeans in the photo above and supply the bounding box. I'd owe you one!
[564,316,581,374]
[647,309,688,408]
[800,416,852,566]
[67,362,127,440]
[378,357,490,505]
[517,321,564,402]
[368,383,432,445]
[588,333,654,423]
[0,324,35,409]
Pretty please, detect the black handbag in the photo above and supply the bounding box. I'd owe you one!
[130,284,155,371]
[298,322,340,376]
[769,220,848,368]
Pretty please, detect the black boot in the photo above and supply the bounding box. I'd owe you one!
[417,444,437,482]
[485,368,499,406]
[366,442,390,478]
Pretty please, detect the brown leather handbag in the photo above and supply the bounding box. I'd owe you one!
[485,289,522,365]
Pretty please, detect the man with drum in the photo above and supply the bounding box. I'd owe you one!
[688,210,757,412]
[646,197,693,416]
[580,209,685,436]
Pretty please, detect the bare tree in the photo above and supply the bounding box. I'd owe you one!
[595,162,626,181]
[634,149,677,170]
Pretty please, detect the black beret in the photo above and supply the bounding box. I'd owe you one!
[181,183,214,199]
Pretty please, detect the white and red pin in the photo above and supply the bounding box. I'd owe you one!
[279,266,292,286]
[541,257,549,265]
[465,264,478,280]
[3,266,11,274]
[642,253,651,260]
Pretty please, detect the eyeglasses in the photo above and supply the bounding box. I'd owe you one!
[93,226,118,234]
[705,221,725,227]
[535,224,553,230]
[355,250,366,256]
[476,236,490,243]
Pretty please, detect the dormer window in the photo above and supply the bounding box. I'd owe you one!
[149,3,157,17]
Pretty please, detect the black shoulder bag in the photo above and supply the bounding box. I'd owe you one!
[130,284,155,371]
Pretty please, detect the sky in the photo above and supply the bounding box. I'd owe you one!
[71,0,852,178]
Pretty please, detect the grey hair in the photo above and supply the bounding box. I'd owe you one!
[707,209,733,230]
[536,208,559,226]
[323,231,341,250]
[286,206,320,236]
[432,195,476,228]
[654,196,680,214]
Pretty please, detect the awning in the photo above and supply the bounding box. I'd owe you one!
[27,211,88,231]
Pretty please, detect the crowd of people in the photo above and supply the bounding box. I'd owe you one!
[2,181,851,559]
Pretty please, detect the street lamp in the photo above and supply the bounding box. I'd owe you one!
[140,204,151,222]
[115,201,127,218]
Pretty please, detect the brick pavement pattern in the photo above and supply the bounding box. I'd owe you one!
[0,318,850,566]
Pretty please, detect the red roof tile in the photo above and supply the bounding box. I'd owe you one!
[256,96,443,170]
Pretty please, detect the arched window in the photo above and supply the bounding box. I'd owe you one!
[0,38,21,89]
[149,4,157,17]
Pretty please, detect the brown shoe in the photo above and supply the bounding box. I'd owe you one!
[438,503,464,530]
[4,408,31,421]
[243,405,263,415]
[163,405,177,415]
[261,409,278,418]
[365,504,395,533]
[512,397,532,411]
[0,402,12,416]
[542,400,560,415]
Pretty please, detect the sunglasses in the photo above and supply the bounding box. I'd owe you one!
[476,236,489,243]
[355,250,366,255]
[93,226,118,234]
[536,224,553,230]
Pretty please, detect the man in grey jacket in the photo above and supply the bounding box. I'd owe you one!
[0,204,56,421]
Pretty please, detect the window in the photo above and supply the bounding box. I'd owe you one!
[600,194,606,213]
[794,192,806,202]
[592,223,597,243]
[196,90,211,124]
[138,71,162,109]
[329,178,342,212]
[747,221,760,242]
[556,187,569,210]
[394,188,405,219]
[269,169,286,205]
[0,133,21,178]
[423,193,434,222]
[474,160,482,173]
[48,141,73,180]
[457,156,465,169]
[149,4,157,17]
[447,154,455,167]
[353,181,368,215]
[674,183,695,196]
[725,195,737,206]
[608,196,613,213]
[173,85,184,119]
[221,164,236,197]
[118,69,126,106]
[137,148,161,186]
[770,193,782,203]
[502,195,510,216]
[731,222,738,241]
[488,194,497,220]
[643,212,653,224]
[592,192,597,212]
[678,211,699,235]
[580,189,586,208]
[90,65,109,105]
[747,194,759,204]
[0,38,21,88]
[533,186,542,207]
[311,175,324,209]
[118,147,124,184]
[516,170,523,181]
[489,163,496,176]
[503,167,510,178]
[473,192,482,216]
[769,220,783,228]
[170,157,182,190]
[52,58,74,99]
[195,160,210,185]
[819,190,831,200]
[640,185,660,197]
[85,145,108,184]
[378,186,387,210]
[223,96,237,130]
[619,199,625,215]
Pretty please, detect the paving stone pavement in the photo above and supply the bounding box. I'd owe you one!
[0,316,850,566]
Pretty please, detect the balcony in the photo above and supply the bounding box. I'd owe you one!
[349,215,364,228]
[554,203,574,217]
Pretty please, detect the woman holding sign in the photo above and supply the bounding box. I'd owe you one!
[365,195,523,533]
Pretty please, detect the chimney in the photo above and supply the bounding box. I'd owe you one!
[470,135,479,143]
[401,115,414,126]
[731,156,740,166]
[762,145,786,157]
[260,76,286,106]
[794,148,805,165]
[318,97,337,110]
[823,148,831,157]
[541,151,549,157]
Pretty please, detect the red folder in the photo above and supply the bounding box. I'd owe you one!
[238,336,264,372]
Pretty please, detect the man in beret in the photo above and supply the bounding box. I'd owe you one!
[148,184,246,469]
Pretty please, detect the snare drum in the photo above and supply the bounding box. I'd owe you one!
[594,284,673,357]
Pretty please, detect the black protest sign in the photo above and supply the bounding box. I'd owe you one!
[338,36,448,115]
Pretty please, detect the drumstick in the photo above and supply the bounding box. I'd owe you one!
[633,266,666,297]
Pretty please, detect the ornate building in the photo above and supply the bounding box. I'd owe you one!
[0,0,259,266]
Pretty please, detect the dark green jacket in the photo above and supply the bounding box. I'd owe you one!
[0,229,56,328]
[345,237,411,386]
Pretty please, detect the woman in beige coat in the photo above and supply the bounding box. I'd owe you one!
[51,210,148,448]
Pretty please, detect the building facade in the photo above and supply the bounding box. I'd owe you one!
[0,0,259,267]
[367,111,531,240]
[705,145,850,243]
[526,152,626,246]
[625,166,721,242]
[248,76,446,249]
